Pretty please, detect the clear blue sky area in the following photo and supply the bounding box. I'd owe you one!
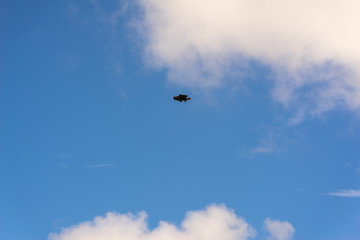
[1,1,359,240]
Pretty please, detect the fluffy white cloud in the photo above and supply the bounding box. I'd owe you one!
[137,0,360,120]
[328,189,360,197]
[264,218,295,240]
[48,205,257,240]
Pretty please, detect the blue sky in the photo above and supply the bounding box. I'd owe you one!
[1,1,360,240]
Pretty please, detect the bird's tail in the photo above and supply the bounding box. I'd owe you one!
[186,98,191,101]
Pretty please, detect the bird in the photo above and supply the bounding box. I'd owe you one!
[173,94,191,102]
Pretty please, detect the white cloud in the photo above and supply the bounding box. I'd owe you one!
[328,189,360,197]
[264,218,295,240]
[137,0,360,121]
[48,205,257,240]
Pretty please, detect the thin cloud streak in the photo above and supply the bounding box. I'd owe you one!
[86,164,115,168]
[294,187,306,193]
[58,154,69,159]
[328,189,360,198]
[252,146,274,154]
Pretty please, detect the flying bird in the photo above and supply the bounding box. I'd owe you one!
[173,94,191,102]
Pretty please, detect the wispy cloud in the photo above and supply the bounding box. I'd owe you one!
[58,163,70,169]
[119,89,128,100]
[90,0,130,26]
[252,146,274,154]
[251,130,277,155]
[328,189,360,198]
[105,61,122,75]
[58,154,70,168]
[107,1,130,26]
[67,2,78,18]
[250,126,289,156]
[86,164,115,168]
[63,54,82,71]
[58,154,69,159]
[294,187,306,193]
[345,162,353,167]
